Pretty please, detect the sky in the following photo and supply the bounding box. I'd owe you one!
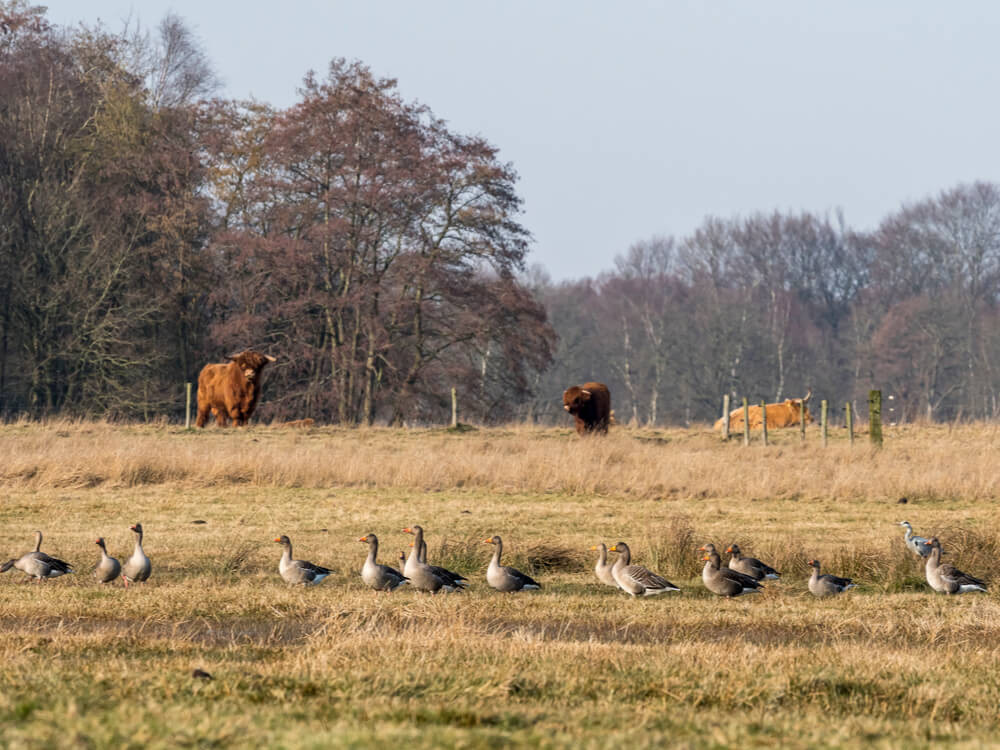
[39,1,1000,280]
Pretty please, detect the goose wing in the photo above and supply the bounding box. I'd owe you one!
[502,565,541,590]
[938,563,986,590]
[624,564,679,592]
[721,566,763,589]
[30,551,73,575]
[428,564,469,587]
[820,573,853,589]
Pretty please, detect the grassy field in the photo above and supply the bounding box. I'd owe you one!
[2,419,1000,748]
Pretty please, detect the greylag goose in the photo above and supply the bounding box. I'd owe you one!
[807,559,855,596]
[122,523,152,586]
[925,537,987,594]
[726,543,780,581]
[274,534,331,586]
[699,544,763,597]
[590,543,618,588]
[898,521,932,557]
[1,531,74,581]
[401,526,453,592]
[608,542,680,596]
[359,533,408,592]
[94,538,121,584]
[414,537,470,589]
[483,535,541,592]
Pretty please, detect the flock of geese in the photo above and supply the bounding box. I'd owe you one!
[0,519,988,598]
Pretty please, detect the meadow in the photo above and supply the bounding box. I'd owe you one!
[2,419,1000,749]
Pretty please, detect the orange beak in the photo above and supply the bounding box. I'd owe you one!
[608,546,618,552]
[402,528,412,534]
[358,536,368,542]
[702,555,710,561]
[725,546,733,553]
[273,537,282,543]
[483,538,494,544]
[697,545,707,552]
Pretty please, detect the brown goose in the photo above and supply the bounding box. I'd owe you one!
[484,535,541,592]
[726,543,780,581]
[401,526,451,592]
[274,535,332,586]
[1,531,74,581]
[807,559,855,597]
[590,543,618,588]
[608,541,680,596]
[414,537,469,589]
[94,538,121,584]
[122,523,151,586]
[359,534,408,592]
[699,544,763,597]
[925,537,987,594]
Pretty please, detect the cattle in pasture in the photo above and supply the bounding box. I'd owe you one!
[714,391,813,431]
[196,350,276,428]
[563,382,612,435]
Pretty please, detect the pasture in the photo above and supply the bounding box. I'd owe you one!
[1,420,1000,749]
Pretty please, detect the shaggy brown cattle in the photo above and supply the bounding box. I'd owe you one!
[715,392,813,430]
[196,350,276,428]
[563,382,612,435]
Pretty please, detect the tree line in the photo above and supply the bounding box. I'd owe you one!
[0,3,552,424]
[3,3,999,427]
[527,184,1000,426]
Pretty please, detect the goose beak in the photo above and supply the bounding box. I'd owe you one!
[402,528,412,534]
[702,555,711,561]
[273,537,282,543]
[482,538,494,544]
[358,536,368,542]
[589,545,598,551]
[608,546,618,552]
[725,546,733,553]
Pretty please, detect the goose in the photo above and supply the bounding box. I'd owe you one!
[807,559,855,597]
[0,531,74,581]
[898,521,932,557]
[401,526,453,592]
[94,537,121,584]
[414,537,469,589]
[699,544,763,597]
[726,543,780,580]
[925,537,987,594]
[274,534,331,586]
[608,541,680,596]
[483,535,541,592]
[590,543,619,588]
[358,533,408,592]
[397,550,407,575]
[122,523,152,587]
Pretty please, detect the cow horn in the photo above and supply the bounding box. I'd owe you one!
[802,390,812,403]
[265,355,276,363]
[581,389,591,396]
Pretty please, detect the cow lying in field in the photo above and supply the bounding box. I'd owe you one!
[196,350,276,428]
[715,392,813,430]
[563,382,612,435]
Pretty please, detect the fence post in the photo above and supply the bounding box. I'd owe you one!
[869,389,883,447]
[185,382,192,430]
[846,402,854,447]
[760,399,768,446]
[722,394,730,440]
[742,398,750,446]
[451,387,458,428]
[800,401,806,443]
[821,399,828,447]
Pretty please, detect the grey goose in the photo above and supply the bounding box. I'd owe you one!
[401,526,453,593]
[590,543,619,588]
[483,535,541,592]
[608,541,680,597]
[726,543,780,581]
[699,544,763,597]
[1,530,74,581]
[122,523,152,586]
[274,535,331,586]
[94,537,121,584]
[925,537,987,594]
[359,533,409,592]
[898,521,932,558]
[413,536,469,589]
[807,559,855,597]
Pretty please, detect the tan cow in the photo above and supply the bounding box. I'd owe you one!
[196,350,276,427]
[715,392,813,430]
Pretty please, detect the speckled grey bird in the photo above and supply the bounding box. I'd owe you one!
[274,534,331,586]
[726,543,780,581]
[699,544,763,597]
[807,559,855,597]
[483,535,541,592]
[1,531,73,581]
[359,533,409,592]
[898,521,932,557]
[925,537,987,594]
[608,542,680,597]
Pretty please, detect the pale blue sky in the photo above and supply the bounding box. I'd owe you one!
[41,1,1000,279]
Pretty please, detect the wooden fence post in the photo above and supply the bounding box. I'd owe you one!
[451,387,458,428]
[800,401,806,443]
[821,399,828,447]
[846,402,854,447]
[185,382,192,430]
[869,390,883,447]
[722,394,730,440]
[742,398,750,446]
[760,399,768,446]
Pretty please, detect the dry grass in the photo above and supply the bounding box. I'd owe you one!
[1,420,1000,748]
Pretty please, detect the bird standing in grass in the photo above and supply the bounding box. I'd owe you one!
[608,541,680,597]
[807,559,855,597]
[483,535,541,592]
[925,537,987,594]
[1,530,73,582]
[359,533,409,592]
[726,543,780,581]
[122,523,151,587]
[898,521,932,558]
[274,534,331,586]
[94,538,121,584]
[699,544,763,597]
